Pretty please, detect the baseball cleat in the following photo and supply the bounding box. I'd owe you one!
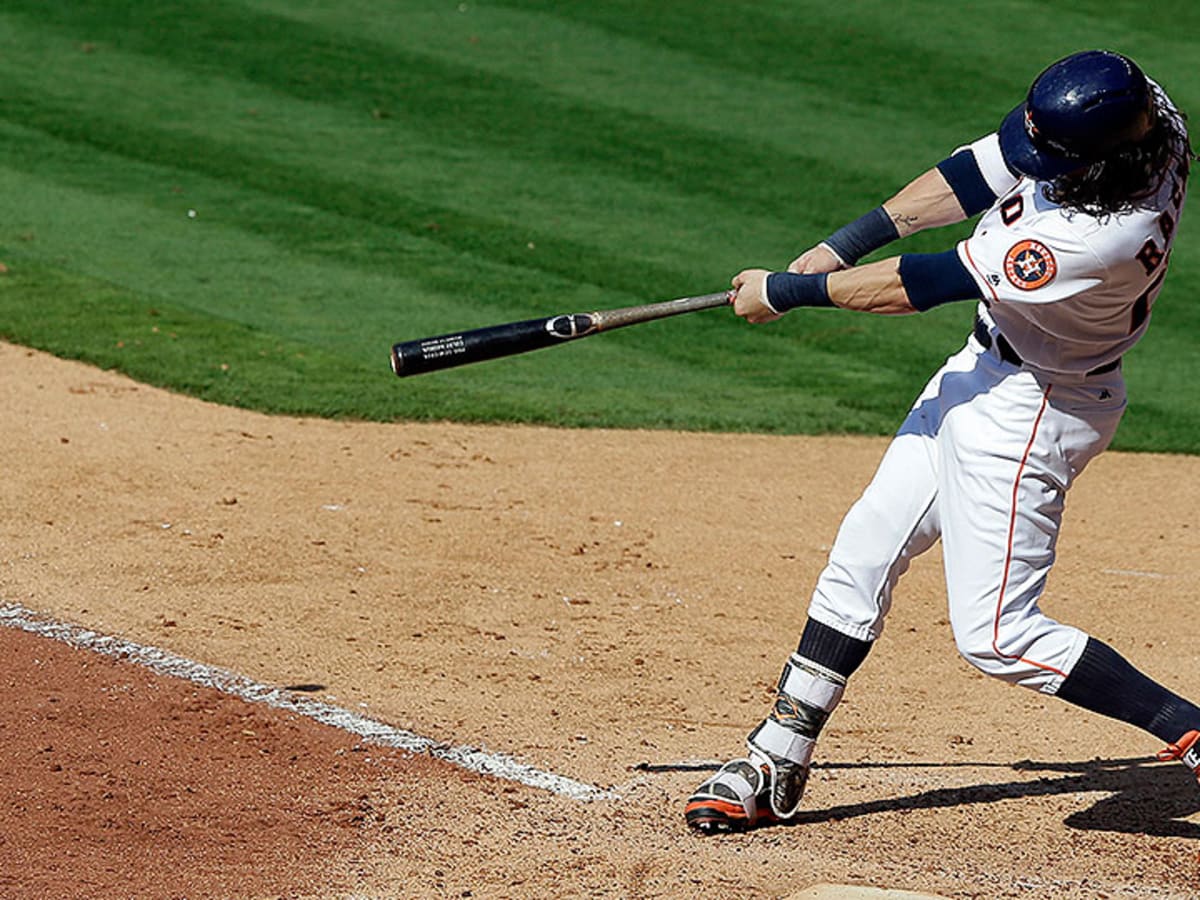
[1157,729,1200,781]
[685,758,779,834]
[685,752,809,834]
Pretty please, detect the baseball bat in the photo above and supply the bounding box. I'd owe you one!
[390,290,733,377]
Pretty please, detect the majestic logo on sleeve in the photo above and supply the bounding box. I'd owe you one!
[1004,240,1057,290]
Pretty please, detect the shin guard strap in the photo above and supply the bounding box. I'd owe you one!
[748,717,817,767]
[779,654,846,713]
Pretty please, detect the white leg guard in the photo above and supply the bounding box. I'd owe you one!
[746,654,846,819]
[687,655,849,832]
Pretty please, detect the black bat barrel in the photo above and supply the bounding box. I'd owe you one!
[391,314,597,377]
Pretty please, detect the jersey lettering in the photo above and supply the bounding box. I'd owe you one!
[1135,239,1165,275]
[1169,163,1187,209]
[1159,210,1176,242]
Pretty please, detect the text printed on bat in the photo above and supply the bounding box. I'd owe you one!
[418,335,468,360]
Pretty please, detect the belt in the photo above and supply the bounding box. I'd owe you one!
[971,317,1121,376]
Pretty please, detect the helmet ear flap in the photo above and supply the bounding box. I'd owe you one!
[1106,96,1156,150]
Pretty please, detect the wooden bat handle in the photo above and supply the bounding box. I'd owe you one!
[590,291,733,330]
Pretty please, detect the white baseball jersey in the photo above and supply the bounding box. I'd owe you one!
[955,88,1188,378]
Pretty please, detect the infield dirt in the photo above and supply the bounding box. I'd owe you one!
[2,340,1200,898]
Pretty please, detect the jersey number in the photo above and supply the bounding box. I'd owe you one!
[1000,196,1023,225]
[1130,270,1165,333]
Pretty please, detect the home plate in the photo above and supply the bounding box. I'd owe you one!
[786,885,950,900]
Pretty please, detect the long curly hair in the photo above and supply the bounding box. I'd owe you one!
[1045,91,1194,217]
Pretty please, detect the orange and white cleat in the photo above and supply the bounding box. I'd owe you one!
[1157,729,1200,781]
[684,750,809,834]
[685,757,781,834]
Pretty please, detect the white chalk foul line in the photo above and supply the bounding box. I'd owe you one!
[1101,568,1169,579]
[0,602,614,802]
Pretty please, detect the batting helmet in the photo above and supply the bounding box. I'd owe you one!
[999,50,1155,180]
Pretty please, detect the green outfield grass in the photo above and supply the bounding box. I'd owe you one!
[1,1,1197,449]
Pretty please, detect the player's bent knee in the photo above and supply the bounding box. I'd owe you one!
[953,635,1067,690]
[953,635,1026,683]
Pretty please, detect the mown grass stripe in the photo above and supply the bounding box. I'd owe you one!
[0,1,1195,448]
[0,3,882,207]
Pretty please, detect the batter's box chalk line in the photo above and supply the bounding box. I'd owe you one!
[0,602,614,803]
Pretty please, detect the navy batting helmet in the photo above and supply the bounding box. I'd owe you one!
[999,50,1155,180]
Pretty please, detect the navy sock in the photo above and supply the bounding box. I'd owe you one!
[1057,637,1200,742]
[796,617,873,679]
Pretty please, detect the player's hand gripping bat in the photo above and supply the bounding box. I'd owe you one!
[390,290,732,377]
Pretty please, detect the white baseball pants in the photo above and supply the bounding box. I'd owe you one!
[807,329,1128,692]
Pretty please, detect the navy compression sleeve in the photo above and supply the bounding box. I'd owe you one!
[898,249,982,311]
[935,149,996,218]
[822,207,899,266]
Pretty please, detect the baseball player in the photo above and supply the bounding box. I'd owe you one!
[686,50,1197,833]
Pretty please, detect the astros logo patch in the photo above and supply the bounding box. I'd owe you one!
[1004,240,1057,290]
